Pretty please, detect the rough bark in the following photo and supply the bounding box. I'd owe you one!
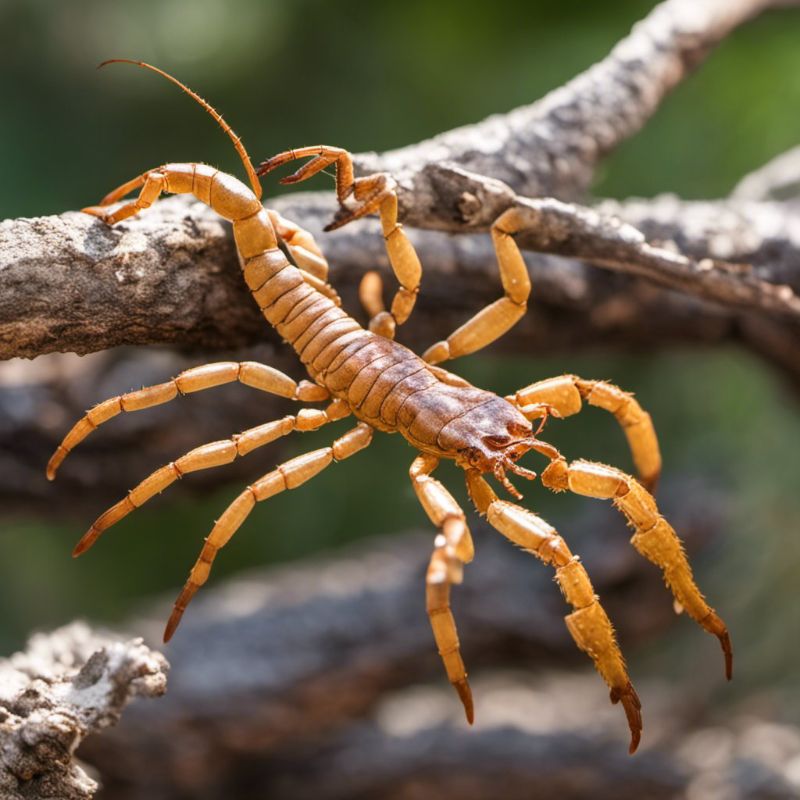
[2,189,799,364]
[356,0,797,208]
[0,624,168,800]
[1,0,799,372]
[3,2,800,795]
[7,520,797,800]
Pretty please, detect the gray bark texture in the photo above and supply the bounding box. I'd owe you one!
[0,624,167,800]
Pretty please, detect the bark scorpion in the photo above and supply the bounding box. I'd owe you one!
[48,61,732,753]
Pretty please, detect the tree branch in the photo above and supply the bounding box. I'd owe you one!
[0,623,167,800]
[2,0,799,369]
[3,187,799,380]
[731,145,800,202]
[356,0,798,210]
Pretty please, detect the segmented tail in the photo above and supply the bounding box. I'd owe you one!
[99,59,262,199]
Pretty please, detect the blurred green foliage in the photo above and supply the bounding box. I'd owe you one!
[1,0,798,718]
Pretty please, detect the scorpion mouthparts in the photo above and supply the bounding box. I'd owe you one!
[506,459,538,482]
[494,463,523,500]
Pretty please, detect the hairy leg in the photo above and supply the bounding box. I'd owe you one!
[165,422,373,641]
[72,399,351,557]
[410,453,475,722]
[47,361,329,479]
[421,207,531,365]
[541,457,733,679]
[466,469,642,753]
[510,375,661,491]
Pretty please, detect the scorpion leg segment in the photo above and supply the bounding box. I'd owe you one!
[465,470,642,753]
[265,209,342,306]
[267,208,329,281]
[94,173,147,207]
[348,186,422,341]
[410,454,475,723]
[72,399,350,558]
[164,422,374,642]
[83,170,167,224]
[257,145,355,202]
[358,271,389,335]
[47,361,330,480]
[259,147,421,339]
[542,458,733,680]
[422,206,531,365]
[511,375,662,492]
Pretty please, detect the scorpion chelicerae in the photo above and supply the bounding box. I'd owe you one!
[48,61,732,753]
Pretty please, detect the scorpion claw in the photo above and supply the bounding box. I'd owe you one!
[255,156,282,177]
[278,171,305,186]
[454,678,474,724]
[163,610,182,643]
[719,631,734,681]
[72,529,98,558]
[610,682,643,754]
[323,209,357,232]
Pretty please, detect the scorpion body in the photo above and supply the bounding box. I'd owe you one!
[48,61,732,754]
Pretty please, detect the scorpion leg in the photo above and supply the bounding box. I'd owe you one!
[542,458,733,680]
[72,399,350,557]
[164,422,374,642]
[422,207,531,365]
[465,470,642,753]
[47,361,330,479]
[510,375,661,492]
[266,208,329,281]
[258,147,421,340]
[82,170,167,224]
[410,454,475,722]
[266,208,342,306]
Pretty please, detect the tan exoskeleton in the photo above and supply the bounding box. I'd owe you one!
[48,61,732,754]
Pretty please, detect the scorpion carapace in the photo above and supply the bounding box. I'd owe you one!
[48,61,732,754]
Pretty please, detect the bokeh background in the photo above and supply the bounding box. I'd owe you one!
[1,0,799,797]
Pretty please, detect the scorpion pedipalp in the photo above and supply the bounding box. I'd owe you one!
[541,457,733,680]
[467,469,643,753]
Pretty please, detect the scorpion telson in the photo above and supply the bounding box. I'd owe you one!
[48,60,732,754]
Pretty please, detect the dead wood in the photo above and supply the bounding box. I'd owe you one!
[1,0,799,378]
[0,623,167,800]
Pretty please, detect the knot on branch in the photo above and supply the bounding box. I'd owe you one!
[419,163,516,227]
